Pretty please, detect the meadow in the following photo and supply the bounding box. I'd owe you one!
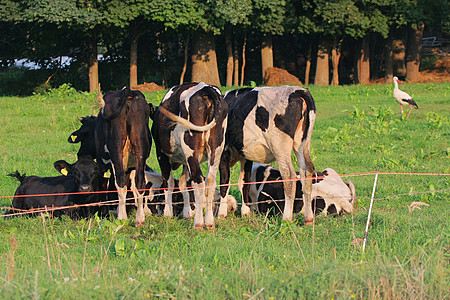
[0,82,449,299]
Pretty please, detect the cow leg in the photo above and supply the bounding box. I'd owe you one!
[134,159,147,226]
[157,152,174,218]
[238,160,253,216]
[186,156,205,229]
[143,183,153,216]
[109,159,128,221]
[180,166,193,218]
[163,173,175,217]
[218,150,231,218]
[294,146,315,225]
[276,157,297,222]
[205,157,221,228]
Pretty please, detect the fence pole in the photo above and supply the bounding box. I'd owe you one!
[362,166,380,259]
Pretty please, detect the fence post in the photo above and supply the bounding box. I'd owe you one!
[362,166,380,259]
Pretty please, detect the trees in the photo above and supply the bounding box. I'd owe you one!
[252,0,286,83]
[214,0,252,86]
[0,0,448,93]
[150,0,222,86]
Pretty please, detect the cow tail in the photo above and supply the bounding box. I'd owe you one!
[159,107,217,132]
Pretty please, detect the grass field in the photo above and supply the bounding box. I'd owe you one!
[0,82,449,299]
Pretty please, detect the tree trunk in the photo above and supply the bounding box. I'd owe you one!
[225,28,234,87]
[240,37,246,86]
[130,37,138,88]
[88,36,98,93]
[305,43,312,85]
[315,38,329,86]
[233,38,239,86]
[179,35,189,85]
[384,32,394,83]
[261,35,273,83]
[191,32,221,86]
[392,28,407,77]
[406,23,424,82]
[331,38,342,86]
[357,36,370,84]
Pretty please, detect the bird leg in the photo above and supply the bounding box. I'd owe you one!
[400,105,404,115]
[407,104,412,120]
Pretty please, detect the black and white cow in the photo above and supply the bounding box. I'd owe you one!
[95,87,152,225]
[248,164,356,216]
[218,86,316,224]
[128,169,237,217]
[8,156,106,218]
[151,82,228,229]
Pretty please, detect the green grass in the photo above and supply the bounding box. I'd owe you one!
[0,83,449,299]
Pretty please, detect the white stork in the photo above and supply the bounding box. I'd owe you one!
[393,76,418,120]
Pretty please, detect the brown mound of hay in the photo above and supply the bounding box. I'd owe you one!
[264,67,303,86]
[131,82,164,92]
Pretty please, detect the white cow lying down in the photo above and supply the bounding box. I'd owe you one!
[248,164,356,215]
[128,169,237,217]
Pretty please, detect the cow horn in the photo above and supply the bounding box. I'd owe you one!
[97,84,105,108]
[346,179,357,209]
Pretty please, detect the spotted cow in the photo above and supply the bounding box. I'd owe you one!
[151,82,228,228]
[248,164,356,216]
[218,86,316,224]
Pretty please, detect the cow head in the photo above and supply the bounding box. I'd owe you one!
[68,116,97,159]
[54,156,104,193]
[311,168,356,215]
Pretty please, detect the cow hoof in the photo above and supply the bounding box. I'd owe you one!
[304,220,314,226]
[206,224,215,230]
[194,224,205,231]
[241,205,250,216]
[136,221,145,227]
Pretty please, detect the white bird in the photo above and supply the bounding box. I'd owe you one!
[393,76,418,120]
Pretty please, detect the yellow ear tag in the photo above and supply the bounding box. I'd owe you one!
[104,170,111,178]
[61,168,68,176]
[70,135,77,142]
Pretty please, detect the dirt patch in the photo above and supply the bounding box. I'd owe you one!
[131,82,164,92]
[264,67,303,86]
[413,56,450,83]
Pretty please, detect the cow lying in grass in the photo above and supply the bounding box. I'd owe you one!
[248,164,356,216]
[128,169,237,217]
[8,156,106,218]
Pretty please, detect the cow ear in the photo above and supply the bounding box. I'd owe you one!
[54,160,72,176]
[68,132,82,143]
[103,169,111,179]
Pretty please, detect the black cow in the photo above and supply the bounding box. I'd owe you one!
[68,116,97,159]
[8,156,105,218]
[218,86,316,224]
[95,87,152,226]
[68,88,153,225]
[151,82,228,229]
[248,164,356,216]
